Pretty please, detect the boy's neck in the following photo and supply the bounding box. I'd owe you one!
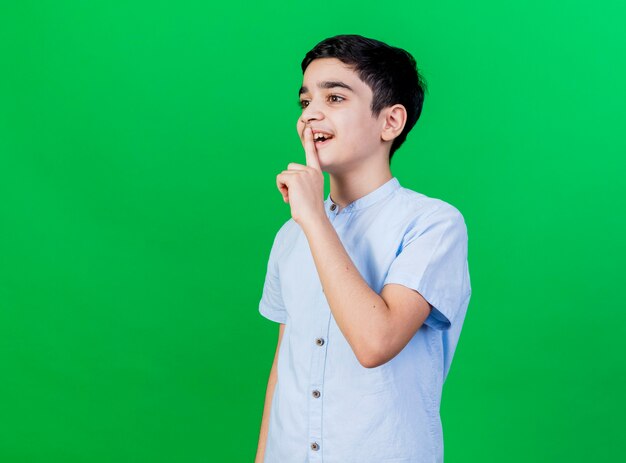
[328,168,393,211]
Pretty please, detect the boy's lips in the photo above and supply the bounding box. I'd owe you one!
[309,128,334,148]
[314,136,333,148]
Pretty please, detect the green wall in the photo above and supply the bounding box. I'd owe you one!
[1,1,624,461]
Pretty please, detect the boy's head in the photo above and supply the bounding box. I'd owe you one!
[298,34,427,168]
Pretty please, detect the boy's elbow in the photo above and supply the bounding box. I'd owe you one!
[358,355,383,369]
[355,340,390,369]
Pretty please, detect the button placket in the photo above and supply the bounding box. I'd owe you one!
[308,313,331,461]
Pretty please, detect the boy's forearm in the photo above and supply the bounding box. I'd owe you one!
[301,216,391,367]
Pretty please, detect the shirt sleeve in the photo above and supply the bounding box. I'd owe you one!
[382,204,471,331]
[258,223,288,324]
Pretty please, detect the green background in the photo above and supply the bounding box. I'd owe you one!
[1,0,624,461]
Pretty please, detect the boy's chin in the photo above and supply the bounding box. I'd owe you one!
[316,148,333,167]
[317,153,343,174]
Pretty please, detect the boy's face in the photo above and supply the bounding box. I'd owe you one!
[297,58,388,172]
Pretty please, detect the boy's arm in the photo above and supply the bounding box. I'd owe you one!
[301,218,431,369]
[255,323,285,463]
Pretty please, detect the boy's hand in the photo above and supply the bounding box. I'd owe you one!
[276,125,326,228]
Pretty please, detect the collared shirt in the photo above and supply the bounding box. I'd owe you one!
[259,176,472,463]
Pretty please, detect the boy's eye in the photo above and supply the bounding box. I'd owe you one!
[297,94,344,110]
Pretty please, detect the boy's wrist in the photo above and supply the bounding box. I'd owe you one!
[299,210,331,236]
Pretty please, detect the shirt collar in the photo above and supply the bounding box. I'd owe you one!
[325,177,401,213]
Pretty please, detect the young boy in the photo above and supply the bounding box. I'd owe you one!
[256,34,472,463]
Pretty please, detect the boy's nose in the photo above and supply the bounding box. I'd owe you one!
[300,102,325,124]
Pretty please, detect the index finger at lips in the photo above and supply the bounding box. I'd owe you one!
[303,126,315,154]
[304,126,321,170]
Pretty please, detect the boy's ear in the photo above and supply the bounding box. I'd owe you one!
[380,104,407,142]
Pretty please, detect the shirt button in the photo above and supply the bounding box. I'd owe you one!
[330,204,337,211]
[315,337,325,346]
[311,442,320,451]
[312,390,321,398]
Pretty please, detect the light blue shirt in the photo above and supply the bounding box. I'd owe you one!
[259,176,472,463]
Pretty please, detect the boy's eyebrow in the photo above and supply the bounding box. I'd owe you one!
[299,80,355,95]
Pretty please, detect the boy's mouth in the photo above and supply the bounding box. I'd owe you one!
[312,130,334,147]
